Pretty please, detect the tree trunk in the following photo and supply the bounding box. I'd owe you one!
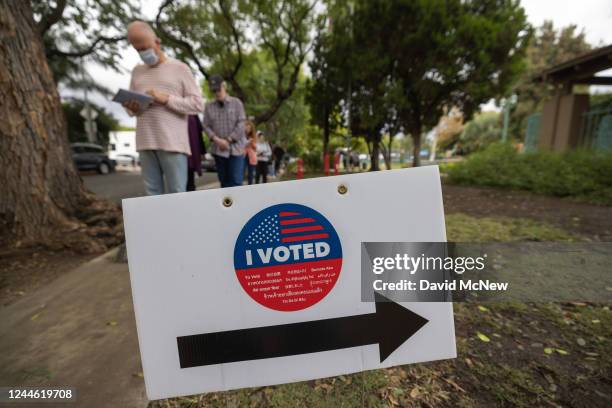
[411,126,422,167]
[322,106,330,159]
[0,1,119,252]
[382,135,394,170]
[370,133,381,171]
[364,137,372,169]
[429,131,438,162]
[379,142,389,169]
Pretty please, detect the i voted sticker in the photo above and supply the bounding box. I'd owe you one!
[234,203,343,311]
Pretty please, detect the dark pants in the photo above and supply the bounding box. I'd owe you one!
[214,154,245,187]
[245,157,256,185]
[256,160,269,184]
[274,155,283,173]
[186,170,196,191]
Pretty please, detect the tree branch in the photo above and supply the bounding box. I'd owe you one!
[155,0,209,79]
[37,0,67,35]
[253,1,317,124]
[218,0,243,80]
[254,42,306,124]
[47,35,124,58]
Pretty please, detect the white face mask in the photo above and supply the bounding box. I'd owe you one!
[138,48,159,66]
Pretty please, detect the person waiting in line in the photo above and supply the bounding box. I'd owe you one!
[272,143,285,177]
[186,114,206,191]
[255,131,272,184]
[244,121,258,185]
[202,75,247,188]
[123,21,203,195]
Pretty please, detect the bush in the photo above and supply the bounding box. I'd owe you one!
[456,111,502,155]
[302,151,324,172]
[445,142,612,205]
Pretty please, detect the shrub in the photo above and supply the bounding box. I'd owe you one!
[445,142,612,205]
[456,111,502,155]
[302,151,324,172]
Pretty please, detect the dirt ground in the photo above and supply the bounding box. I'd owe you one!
[442,184,612,241]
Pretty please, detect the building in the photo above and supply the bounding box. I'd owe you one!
[530,44,612,151]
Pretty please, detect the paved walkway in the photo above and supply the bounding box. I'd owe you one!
[0,180,249,407]
[0,248,147,407]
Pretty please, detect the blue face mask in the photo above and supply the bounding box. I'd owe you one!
[138,48,159,66]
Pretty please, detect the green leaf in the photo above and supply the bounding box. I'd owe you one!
[544,347,554,354]
[476,332,490,342]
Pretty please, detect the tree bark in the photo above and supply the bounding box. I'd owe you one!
[411,126,422,167]
[322,106,330,159]
[381,134,394,170]
[0,1,119,251]
[370,133,381,171]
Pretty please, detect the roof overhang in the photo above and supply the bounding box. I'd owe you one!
[533,44,612,85]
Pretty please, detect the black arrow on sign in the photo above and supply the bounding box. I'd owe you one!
[177,293,428,368]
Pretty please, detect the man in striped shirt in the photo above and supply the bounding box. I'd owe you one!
[203,75,247,188]
[124,21,204,195]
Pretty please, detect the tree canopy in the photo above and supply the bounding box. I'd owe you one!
[155,0,322,124]
[32,0,139,86]
[307,0,531,167]
[306,0,352,158]
[456,111,502,155]
[32,0,319,128]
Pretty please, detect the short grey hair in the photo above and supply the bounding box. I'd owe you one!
[127,20,157,39]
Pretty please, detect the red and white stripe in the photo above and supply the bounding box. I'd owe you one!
[278,212,329,243]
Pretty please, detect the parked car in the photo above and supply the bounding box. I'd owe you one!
[70,143,116,174]
[201,152,216,172]
[109,152,139,167]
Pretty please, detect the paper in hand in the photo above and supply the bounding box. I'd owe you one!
[112,89,154,110]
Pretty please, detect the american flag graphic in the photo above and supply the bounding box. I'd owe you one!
[246,211,329,245]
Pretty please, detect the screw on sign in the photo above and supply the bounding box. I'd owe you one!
[233,203,342,311]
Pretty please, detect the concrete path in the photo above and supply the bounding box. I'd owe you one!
[0,248,147,408]
[0,181,232,407]
[83,169,219,203]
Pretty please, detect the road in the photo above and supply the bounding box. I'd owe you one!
[82,167,218,203]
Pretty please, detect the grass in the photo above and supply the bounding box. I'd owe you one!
[445,213,578,242]
[442,143,612,205]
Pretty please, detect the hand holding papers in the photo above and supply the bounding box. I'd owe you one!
[112,89,153,115]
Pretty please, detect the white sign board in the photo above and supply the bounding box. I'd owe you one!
[123,166,456,400]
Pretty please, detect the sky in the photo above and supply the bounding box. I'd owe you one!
[64,0,612,127]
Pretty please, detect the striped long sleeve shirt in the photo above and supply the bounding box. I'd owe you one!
[128,58,203,155]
